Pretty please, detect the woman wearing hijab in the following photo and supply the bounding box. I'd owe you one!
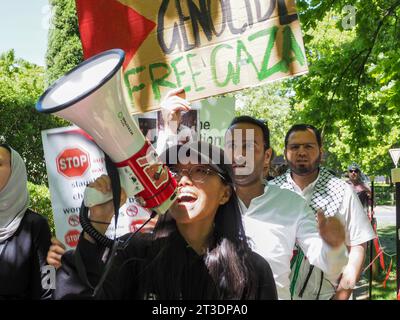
[0,144,52,299]
[54,141,277,300]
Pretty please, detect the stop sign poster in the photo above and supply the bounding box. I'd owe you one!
[42,126,153,249]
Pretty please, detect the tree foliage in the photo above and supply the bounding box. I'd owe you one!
[0,50,66,184]
[234,80,294,156]
[291,0,400,176]
[28,182,55,234]
[45,0,83,85]
[0,0,83,185]
[238,1,400,176]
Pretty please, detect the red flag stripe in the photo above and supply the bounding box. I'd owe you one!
[75,0,156,69]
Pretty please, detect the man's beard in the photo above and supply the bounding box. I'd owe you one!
[287,155,321,176]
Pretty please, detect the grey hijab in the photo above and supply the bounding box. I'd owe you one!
[0,146,30,242]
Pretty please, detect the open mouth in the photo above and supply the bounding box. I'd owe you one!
[177,191,198,204]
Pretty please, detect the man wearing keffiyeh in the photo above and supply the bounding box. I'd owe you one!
[272,124,376,300]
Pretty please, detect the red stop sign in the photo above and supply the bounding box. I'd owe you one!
[57,148,90,178]
[64,229,81,247]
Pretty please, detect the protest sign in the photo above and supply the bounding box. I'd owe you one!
[198,96,235,147]
[42,126,153,249]
[76,0,308,112]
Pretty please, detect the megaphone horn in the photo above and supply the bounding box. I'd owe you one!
[36,49,177,215]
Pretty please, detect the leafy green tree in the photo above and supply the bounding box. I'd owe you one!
[0,50,66,184]
[234,80,294,156]
[28,182,55,234]
[45,0,83,85]
[291,1,400,176]
[236,1,400,177]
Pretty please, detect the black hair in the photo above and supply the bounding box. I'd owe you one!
[229,116,270,150]
[145,143,258,299]
[284,124,322,148]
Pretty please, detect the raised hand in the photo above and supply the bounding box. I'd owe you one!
[160,87,191,114]
[317,210,345,248]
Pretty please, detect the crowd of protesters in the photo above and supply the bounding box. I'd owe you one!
[0,89,377,300]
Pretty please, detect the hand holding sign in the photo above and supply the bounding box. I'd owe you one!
[160,88,191,133]
[47,237,66,269]
[161,88,191,113]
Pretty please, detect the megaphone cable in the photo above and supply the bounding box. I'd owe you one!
[79,154,121,248]
[79,154,158,297]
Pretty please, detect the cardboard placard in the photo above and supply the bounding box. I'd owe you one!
[76,0,308,113]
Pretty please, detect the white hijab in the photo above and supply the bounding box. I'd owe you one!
[0,146,30,243]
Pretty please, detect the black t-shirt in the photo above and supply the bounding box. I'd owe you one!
[55,231,277,300]
[0,210,52,299]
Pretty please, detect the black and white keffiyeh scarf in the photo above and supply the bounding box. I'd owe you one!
[272,167,346,217]
[272,167,348,299]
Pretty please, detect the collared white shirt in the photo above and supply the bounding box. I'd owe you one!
[240,183,348,300]
[285,171,375,247]
[286,173,318,205]
[281,170,376,299]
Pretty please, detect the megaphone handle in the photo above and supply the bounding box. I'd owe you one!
[84,187,113,208]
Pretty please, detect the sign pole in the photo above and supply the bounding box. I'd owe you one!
[389,148,400,299]
[369,177,375,300]
[391,168,400,300]
[397,181,400,298]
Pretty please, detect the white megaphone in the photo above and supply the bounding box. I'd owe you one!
[36,49,177,215]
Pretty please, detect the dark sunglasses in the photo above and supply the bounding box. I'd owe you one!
[349,169,359,173]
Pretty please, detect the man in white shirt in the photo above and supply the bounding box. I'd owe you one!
[272,124,375,300]
[224,116,348,299]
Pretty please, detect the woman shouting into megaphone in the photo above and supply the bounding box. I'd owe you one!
[54,141,277,300]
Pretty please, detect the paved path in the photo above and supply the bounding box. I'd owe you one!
[373,205,396,226]
[353,278,370,300]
